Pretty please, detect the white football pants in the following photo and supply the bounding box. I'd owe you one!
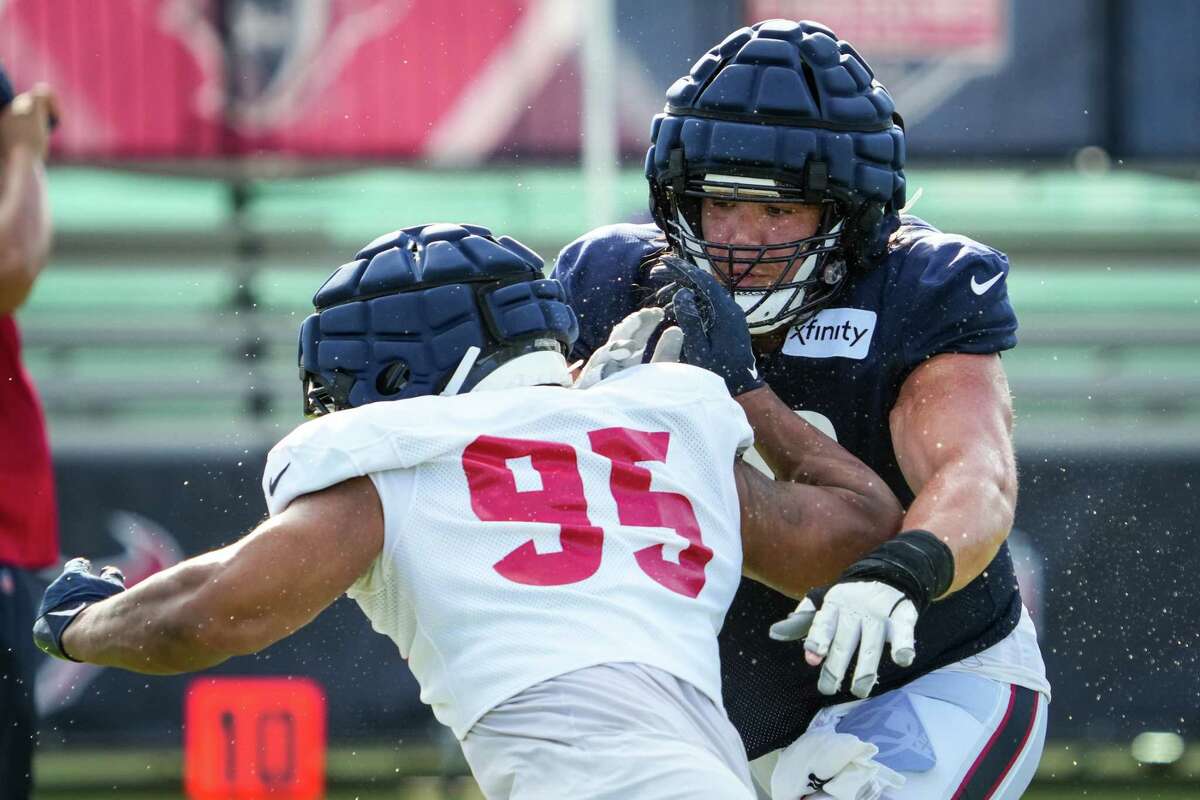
[752,669,1048,800]
[462,661,756,800]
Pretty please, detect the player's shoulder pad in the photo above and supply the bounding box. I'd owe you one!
[552,222,665,286]
[552,223,667,360]
[885,215,1018,367]
[262,396,478,516]
[888,215,1011,295]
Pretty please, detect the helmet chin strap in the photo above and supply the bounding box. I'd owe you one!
[439,346,482,396]
[469,350,572,393]
[675,213,717,276]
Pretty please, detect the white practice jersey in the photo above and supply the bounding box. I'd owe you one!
[262,363,753,738]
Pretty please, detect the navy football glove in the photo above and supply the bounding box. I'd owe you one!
[33,558,126,661]
[653,256,765,397]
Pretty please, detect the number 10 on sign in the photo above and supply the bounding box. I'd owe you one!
[185,677,326,799]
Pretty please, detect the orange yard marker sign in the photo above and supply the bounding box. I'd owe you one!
[185,677,326,799]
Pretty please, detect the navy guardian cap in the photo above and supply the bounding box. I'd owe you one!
[299,223,578,415]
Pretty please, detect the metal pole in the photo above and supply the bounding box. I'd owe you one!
[581,0,619,230]
[1101,0,1125,160]
[218,0,270,421]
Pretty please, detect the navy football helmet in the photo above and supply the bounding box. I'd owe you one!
[299,223,578,415]
[645,19,906,333]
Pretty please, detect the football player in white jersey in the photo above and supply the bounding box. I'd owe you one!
[33,224,903,799]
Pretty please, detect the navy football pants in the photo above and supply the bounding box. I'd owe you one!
[0,564,37,800]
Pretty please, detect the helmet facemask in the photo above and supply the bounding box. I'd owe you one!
[663,173,850,335]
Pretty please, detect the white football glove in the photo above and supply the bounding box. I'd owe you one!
[769,581,918,699]
[572,307,683,389]
[771,729,905,800]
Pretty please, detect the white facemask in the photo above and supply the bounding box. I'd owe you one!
[676,207,842,335]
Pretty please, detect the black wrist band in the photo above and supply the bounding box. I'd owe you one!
[838,529,955,611]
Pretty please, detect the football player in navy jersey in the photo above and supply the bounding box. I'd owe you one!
[553,19,1051,799]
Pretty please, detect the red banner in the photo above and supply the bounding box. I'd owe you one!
[748,0,1008,62]
[0,0,592,160]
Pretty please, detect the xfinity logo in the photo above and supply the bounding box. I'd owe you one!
[783,308,877,360]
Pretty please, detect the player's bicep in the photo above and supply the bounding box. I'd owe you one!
[197,476,385,655]
[890,352,1015,496]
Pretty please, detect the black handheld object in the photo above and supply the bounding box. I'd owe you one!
[0,62,57,130]
[0,64,13,109]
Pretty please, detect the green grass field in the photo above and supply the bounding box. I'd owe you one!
[30,742,1200,799]
[29,782,1200,799]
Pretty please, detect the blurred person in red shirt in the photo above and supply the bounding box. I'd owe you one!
[0,63,59,800]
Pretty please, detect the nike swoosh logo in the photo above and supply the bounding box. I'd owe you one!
[268,462,291,496]
[970,272,1004,295]
[48,603,89,617]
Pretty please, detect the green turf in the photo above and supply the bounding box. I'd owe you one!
[29,782,1200,800]
[31,741,1200,799]
[29,780,1200,799]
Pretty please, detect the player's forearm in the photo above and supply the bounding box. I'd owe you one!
[0,145,51,313]
[889,353,1018,596]
[902,447,1016,595]
[737,462,903,597]
[59,480,381,674]
[61,556,238,674]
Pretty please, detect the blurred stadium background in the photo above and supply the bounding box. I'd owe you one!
[3,0,1199,797]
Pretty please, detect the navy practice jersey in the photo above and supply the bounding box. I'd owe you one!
[553,216,1025,758]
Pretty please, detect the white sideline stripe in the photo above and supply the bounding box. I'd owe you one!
[425,0,579,164]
